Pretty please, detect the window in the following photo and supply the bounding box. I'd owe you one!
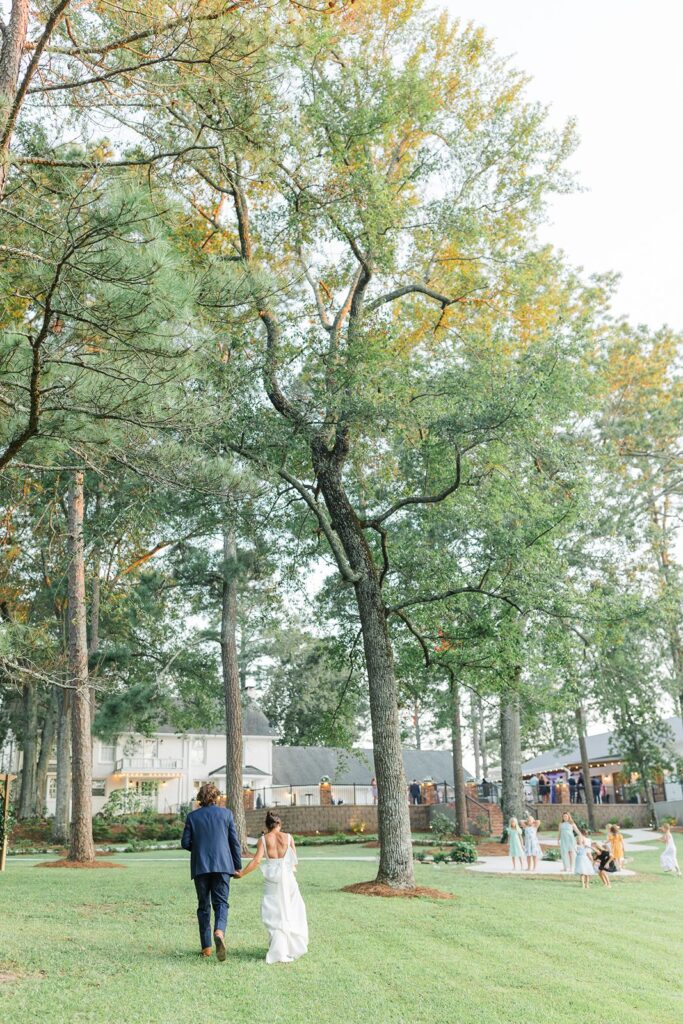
[47,777,57,799]
[92,779,106,797]
[99,742,116,763]
[191,739,206,764]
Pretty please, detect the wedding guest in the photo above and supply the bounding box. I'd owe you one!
[523,815,542,872]
[574,834,595,889]
[557,811,579,873]
[659,823,681,876]
[508,817,526,871]
[568,774,577,803]
[371,778,378,805]
[576,772,585,803]
[592,843,614,887]
[409,780,422,805]
[607,824,625,871]
[591,775,601,804]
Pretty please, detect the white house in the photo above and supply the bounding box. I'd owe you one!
[44,705,276,816]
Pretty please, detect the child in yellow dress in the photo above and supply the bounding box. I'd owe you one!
[607,824,625,870]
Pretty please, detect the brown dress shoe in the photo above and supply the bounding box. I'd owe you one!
[214,931,227,961]
[201,947,212,957]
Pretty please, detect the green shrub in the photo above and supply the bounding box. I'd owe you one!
[430,813,456,846]
[659,815,677,827]
[542,847,561,861]
[415,851,427,862]
[432,851,449,864]
[620,816,634,829]
[449,840,478,864]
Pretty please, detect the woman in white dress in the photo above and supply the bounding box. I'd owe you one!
[235,811,309,963]
[659,823,681,876]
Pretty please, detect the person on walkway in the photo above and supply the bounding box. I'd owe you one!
[592,843,614,887]
[181,782,242,960]
[659,823,681,876]
[523,815,542,872]
[508,817,526,871]
[234,811,309,963]
[557,811,580,873]
[574,834,595,889]
[607,824,625,871]
[409,780,422,805]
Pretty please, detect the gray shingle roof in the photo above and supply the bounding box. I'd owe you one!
[271,745,471,786]
[521,716,683,774]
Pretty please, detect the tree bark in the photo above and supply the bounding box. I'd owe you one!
[17,682,38,818]
[449,678,468,835]
[471,691,481,780]
[34,692,57,817]
[88,484,101,726]
[67,471,95,862]
[220,524,248,851]
[52,687,71,844]
[478,695,488,777]
[500,694,524,823]
[314,449,414,887]
[0,0,29,198]
[574,704,596,830]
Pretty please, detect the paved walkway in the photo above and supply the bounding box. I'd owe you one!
[465,828,659,876]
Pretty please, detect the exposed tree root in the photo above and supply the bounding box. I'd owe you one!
[35,859,125,869]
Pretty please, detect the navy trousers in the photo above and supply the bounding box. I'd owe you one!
[194,872,231,949]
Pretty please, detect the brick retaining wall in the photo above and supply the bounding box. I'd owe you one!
[532,802,650,829]
[244,803,429,835]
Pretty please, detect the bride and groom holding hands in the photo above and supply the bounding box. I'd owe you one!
[181,782,308,964]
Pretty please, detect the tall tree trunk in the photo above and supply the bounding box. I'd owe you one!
[17,682,38,818]
[574,704,596,830]
[67,471,95,863]
[88,485,101,726]
[478,696,488,777]
[449,678,467,835]
[34,692,57,817]
[471,691,481,780]
[52,687,71,844]
[314,451,414,888]
[220,524,247,851]
[500,694,524,823]
[0,0,30,199]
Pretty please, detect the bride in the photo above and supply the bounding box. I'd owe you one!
[235,811,308,963]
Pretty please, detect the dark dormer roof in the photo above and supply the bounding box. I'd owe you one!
[155,704,276,739]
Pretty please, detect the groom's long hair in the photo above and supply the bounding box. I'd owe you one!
[196,782,221,807]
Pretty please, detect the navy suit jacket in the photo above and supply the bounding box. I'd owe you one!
[181,804,242,879]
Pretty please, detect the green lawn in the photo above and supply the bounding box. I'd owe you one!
[1,837,682,1024]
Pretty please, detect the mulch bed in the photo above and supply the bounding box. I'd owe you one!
[35,859,125,869]
[341,881,455,900]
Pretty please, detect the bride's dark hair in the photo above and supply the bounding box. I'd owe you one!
[265,811,281,831]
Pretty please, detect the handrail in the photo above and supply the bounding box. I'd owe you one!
[466,793,493,833]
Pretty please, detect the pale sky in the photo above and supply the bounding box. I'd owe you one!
[441,0,683,332]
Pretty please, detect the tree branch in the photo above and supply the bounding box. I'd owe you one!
[364,449,461,527]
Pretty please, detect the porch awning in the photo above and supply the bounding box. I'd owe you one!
[109,771,183,782]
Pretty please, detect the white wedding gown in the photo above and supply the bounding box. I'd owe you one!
[259,833,308,964]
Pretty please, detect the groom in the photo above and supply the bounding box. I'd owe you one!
[181,782,242,960]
